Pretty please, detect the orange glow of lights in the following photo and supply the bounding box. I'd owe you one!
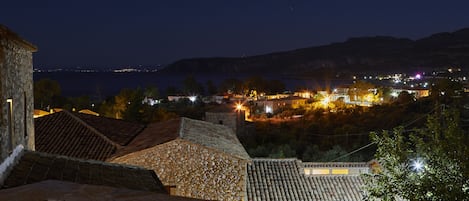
[320,96,330,107]
[235,103,243,111]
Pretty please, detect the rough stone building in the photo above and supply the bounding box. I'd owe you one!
[110,117,251,201]
[205,105,245,134]
[0,25,36,161]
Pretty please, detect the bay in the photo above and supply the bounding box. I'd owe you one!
[33,72,351,98]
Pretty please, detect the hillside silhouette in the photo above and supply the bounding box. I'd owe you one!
[163,28,469,75]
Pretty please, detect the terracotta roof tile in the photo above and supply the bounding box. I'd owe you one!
[114,118,181,157]
[76,113,145,146]
[35,111,118,161]
[0,24,37,51]
[247,158,365,201]
[0,180,205,201]
[2,151,166,193]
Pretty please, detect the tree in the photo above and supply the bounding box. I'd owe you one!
[430,79,464,105]
[101,88,144,120]
[364,109,469,200]
[348,80,375,102]
[265,79,286,94]
[396,91,414,104]
[243,76,266,96]
[206,80,218,95]
[182,75,204,95]
[219,78,243,94]
[144,86,159,99]
[34,78,61,109]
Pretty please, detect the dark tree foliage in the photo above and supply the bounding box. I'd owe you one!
[206,80,218,95]
[243,99,434,162]
[182,75,204,95]
[34,78,61,109]
[218,78,243,94]
[363,109,469,200]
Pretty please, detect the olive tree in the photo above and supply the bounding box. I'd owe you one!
[364,109,469,200]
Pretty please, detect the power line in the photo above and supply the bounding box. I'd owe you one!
[326,106,439,162]
[329,142,376,162]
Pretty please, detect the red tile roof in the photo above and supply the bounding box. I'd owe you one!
[35,111,119,160]
[35,111,146,160]
[75,113,145,146]
[114,118,181,157]
[0,180,205,201]
[2,151,166,192]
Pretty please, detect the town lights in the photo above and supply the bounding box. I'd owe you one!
[235,103,243,111]
[189,96,197,103]
[320,96,330,108]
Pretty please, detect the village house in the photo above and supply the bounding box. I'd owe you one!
[109,117,251,201]
[34,110,252,200]
[205,104,245,134]
[390,87,430,99]
[256,96,308,114]
[0,25,36,159]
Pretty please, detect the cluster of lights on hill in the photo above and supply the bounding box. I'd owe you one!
[353,67,467,88]
[33,66,160,73]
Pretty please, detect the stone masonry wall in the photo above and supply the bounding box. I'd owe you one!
[205,112,244,134]
[111,139,248,201]
[0,32,35,161]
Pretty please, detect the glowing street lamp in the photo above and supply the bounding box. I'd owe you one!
[235,102,244,111]
[411,158,425,172]
[188,96,197,103]
[321,96,330,108]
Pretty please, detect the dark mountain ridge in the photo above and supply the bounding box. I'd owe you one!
[163,28,469,75]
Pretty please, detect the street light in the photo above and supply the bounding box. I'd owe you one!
[235,103,243,111]
[189,96,197,103]
[411,158,425,172]
[321,96,330,108]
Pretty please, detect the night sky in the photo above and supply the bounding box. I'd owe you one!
[2,0,469,69]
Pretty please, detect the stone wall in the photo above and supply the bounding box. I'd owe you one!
[205,111,244,134]
[0,26,36,161]
[111,139,248,201]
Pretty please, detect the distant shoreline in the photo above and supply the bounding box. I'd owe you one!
[33,72,348,98]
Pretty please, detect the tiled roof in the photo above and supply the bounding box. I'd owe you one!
[35,111,118,161]
[247,158,365,201]
[114,118,181,157]
[114,117,250,160]
[303,162,369,168]
[75,113,145,146]
[35,111,145,160]
[179,117,250,160]
[0,180,205,201]
[0,24,37,51]
[2,151,166,193]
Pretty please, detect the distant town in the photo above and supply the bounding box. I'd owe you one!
[33,66,160,73]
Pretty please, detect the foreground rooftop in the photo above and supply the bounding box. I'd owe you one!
[247,158,366,201]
